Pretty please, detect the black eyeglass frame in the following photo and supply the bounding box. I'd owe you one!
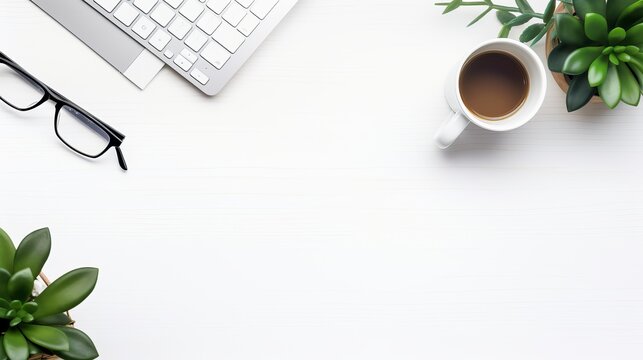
[0,51,127,170]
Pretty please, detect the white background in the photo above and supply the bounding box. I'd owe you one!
[2,0,643,358]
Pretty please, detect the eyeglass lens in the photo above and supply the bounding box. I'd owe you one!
[0,63,45,110]
[56,105,111,157]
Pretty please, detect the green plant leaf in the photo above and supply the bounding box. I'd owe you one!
[515,0,534,13]
[567,74,595,112]
[607,0,638,26]
[496,10,516,25]
[598,63,622,108]
[27,341,45,356]
[53,327,99,360]
[21,302,37,314]
[467,7,492,27]
[625,23,643,44]
[3,328,28,360]
[0,269,11,300]
[544,0,556,22]
[548,44,576,72]
[31,313,72,326]
[616,0,643,29]
[498,25,511,38]
[13,228,51,280]
[584,13,609,42]
[618,52,632,61]
[8,269,34,302]
[506,14,533,27]
[531,20,553,46]
[19,324,69,352]
[33,268,98,319]
[628,63,643,90]
[442,0,462,14]
[563,46,605,74]
[0,229,15,273]
[617,63,641,105]
[609,27,627,44]
[610,52,621,64]
[625,45,641,54]
[0,336,7,360]
[589,55,610,86]
[573,0,607,19]
[556,14,587,46]
[520,23,545,43]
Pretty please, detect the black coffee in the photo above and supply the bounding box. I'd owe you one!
[459,51,529,120]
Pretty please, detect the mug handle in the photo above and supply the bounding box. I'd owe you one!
[434,111,469,149]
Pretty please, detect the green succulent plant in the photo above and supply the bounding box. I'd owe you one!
[0,228,99,360]
[549,0,643,111]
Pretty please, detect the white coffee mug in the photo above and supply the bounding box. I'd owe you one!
[435,38,547,149]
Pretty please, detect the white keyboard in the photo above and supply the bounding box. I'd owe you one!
[84,0,298,95]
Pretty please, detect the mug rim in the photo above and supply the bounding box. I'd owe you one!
[454,38,547,132]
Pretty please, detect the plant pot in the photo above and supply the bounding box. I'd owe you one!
[27,273,74,360]
[544,2,602,104]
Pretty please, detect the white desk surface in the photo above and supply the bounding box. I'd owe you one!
[2,0,643,358]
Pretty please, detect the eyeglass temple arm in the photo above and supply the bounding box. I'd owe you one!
[115,147,128,171]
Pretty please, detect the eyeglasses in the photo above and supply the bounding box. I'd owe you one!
[0,51,127,170]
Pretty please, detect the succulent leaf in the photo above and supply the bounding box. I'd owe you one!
[53,327,99,360]
[556,14,588,46]
[589,55,610,86]
[515,0,533,13]
[628,63,643,90]
[0,269,11,300]
[616,0,643,29]
[618,63,641,105]
[610,52,621,64]
[19,324,69,352]
[0,229,15,273]
[31,313,72,326]
[549,44,576,72]
[13,229,51,280]
[563,46,605,74]
[566,74,595,112]
[625,23,643,44]
[573,0,607,20]
[3,328,28,360]
[598,63,622,108]
[609,27,627,44]
[33,268,98,319]
[625,45,641,54]
[506,14,533,27]
[442,0,462,14]
[21,303,37,314]
[607,0,638,26]
[7,269,34,302]
[618,52,632,61]
[584,13,609,42]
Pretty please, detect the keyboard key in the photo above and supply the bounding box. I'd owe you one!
[237,13,259,36]
[207,0,230,14]
[149,29,172,50]
[173,55,193,71]
[132,16,156,39]
[180,49,198,63]
[212,23,245,53]
[95,0,121,12]
[250,0,277,19]
[168,16,192,39]
[185,30,209,51]
[236,0,254,8]
[196,11,221,35]
[151,3,175,26]
[201,41,231,69]
[114,3,139,26]
[164,49,174,58]
[179,0,204,21]
[164,0,184,8]
[222,2,246,26]
[134,0,159,13]
[190,68,209,85]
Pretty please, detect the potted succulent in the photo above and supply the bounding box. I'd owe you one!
[437,0,643,111]
[547,0,643,111]
[0,228,99,360]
